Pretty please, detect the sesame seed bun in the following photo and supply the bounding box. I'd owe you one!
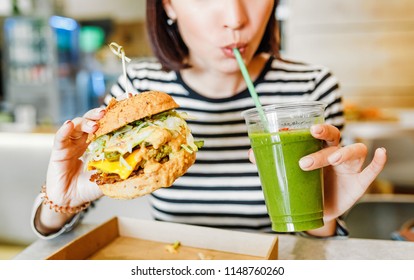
[87,91,179,143]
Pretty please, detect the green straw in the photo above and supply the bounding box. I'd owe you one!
[233,48,268,129]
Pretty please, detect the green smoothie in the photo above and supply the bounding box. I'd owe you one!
[250,129,324,232]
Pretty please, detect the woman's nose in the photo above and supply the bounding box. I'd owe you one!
[222,0,247,30]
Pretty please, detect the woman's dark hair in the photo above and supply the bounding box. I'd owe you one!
[146,0,280,71]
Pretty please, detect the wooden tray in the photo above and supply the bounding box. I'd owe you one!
[46,217,278,260]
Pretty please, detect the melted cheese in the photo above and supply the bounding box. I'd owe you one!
[88,148,144,180]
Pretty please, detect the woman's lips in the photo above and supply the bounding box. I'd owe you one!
[222,44,246,58]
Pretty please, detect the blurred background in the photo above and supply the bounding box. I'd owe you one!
[0,0,413,259]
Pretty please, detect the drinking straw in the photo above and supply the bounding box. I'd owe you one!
[109,42,131,97]
[233,48,268,128]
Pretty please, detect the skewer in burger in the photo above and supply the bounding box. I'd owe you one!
[82,91,202,199]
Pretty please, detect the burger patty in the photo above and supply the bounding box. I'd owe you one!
[91,168,145,185]
[90,147,171,185]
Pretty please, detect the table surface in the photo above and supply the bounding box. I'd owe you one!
[14,223,414,260]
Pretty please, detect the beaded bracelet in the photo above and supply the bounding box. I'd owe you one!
[41,185,90,214]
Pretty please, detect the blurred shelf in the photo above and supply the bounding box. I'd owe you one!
[343,121,414,140]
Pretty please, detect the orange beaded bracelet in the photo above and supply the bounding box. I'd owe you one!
[41,185,90,214]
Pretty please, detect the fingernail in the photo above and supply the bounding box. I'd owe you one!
[311,125,323,134]
[87,120,97,128]
[299,157,314,169]
[63,120,71,125]
[328,152,342,165]
[248,149,256,164]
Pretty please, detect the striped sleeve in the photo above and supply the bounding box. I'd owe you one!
[311,66,344,131]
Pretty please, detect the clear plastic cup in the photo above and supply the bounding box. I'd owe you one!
[242,101,326,232]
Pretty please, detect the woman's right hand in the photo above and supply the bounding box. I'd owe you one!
[45,107,106,208]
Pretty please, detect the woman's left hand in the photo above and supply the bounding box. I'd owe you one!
[248,124,387,226]
[297,124,387,222]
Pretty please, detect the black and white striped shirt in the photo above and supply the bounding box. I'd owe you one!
[107,56,344,232]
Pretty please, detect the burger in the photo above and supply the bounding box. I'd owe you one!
[82,91,202,199]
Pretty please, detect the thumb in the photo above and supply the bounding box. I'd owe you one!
[359,147,387,187]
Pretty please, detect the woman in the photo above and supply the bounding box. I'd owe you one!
[32,0,386,238]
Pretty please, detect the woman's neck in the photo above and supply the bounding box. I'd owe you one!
[180,53,270,99]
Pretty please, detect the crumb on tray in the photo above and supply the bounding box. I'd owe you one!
[165,241,181,253]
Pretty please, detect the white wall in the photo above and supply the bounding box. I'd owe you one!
[284,0,414,109]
